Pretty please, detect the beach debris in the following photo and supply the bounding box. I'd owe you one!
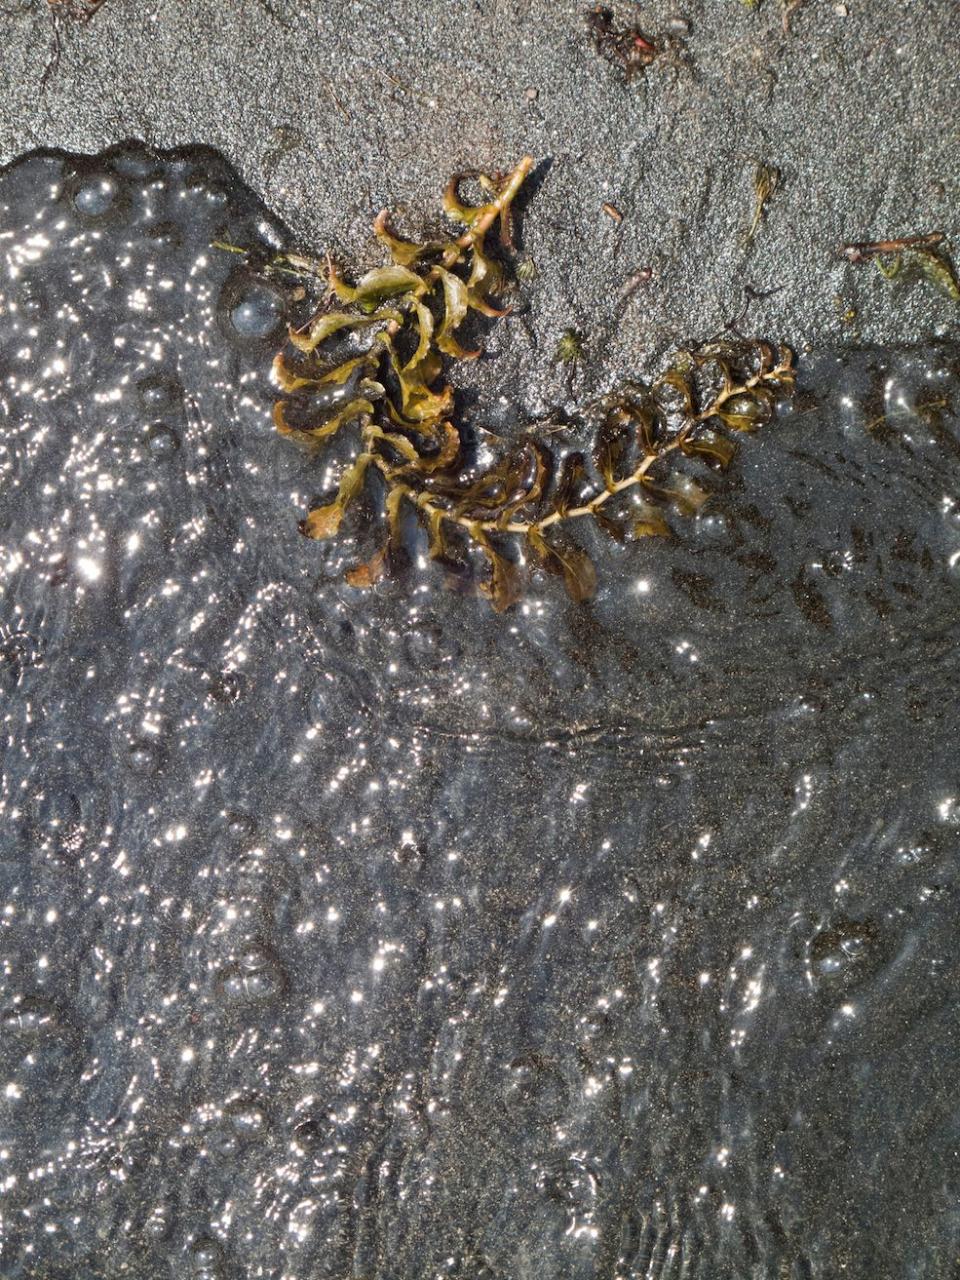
[221,160,797,610]
[841,233,960,303]
[743,162,780,246]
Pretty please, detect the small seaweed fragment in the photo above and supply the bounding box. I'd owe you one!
[833,293,860,338]
[554,329,584,365]
[743,162,779,247]
[841,233,960,303]
[515,256,538,283]
[585,6,685,80]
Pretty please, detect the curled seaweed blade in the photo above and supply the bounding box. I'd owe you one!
[528,527,597,603]
[620,400,662,457]
[642,474,711,516]
[329,263,426,307]
[400,419,462,474]
[319,357,371,386]
[366,424,423,465]
[433,267,481,358]
[912,246,960,301]
[475,532,524,613]
[633,503,672,538]
[654,364,694,413]
[387,343,455,424]
[404,299,436,372]
[494,441,551,527]
[300,453,372,540]
[552,451,589,518]
[594,414,631,490]
[594,510,626,542]
[443,159,533,242]
[345,484,409,588]
[679,427,738,469]
[373,210,448,266]
[464,239,508,317]
[273,396,374,442]
[714,393,771,433]
[443,173,494,226]
[289,308,398,354]
[273,353,321,393]
[274,353,370,394]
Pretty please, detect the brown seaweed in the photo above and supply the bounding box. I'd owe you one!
[259,159,795,611]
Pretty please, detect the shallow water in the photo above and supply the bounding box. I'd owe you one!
[1,143,959,1279]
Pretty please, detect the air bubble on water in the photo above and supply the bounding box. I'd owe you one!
[137,373,183,413]
[187,1234,225,1278]
[127,738,164,776]
[71,172,121,219]
[220,274,286,343]
[291,1116,326,1154]
[223,1096,268,1140]
[807,919,880,989]
[145,422,180,460]
[206,669,245,705]
[221,810,257,842]
[217,944,286,1003]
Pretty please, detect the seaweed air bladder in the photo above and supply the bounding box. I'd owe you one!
[260,157,795,611]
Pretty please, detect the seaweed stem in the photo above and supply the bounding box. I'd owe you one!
[448,154,534,259]
[841,233,944,263]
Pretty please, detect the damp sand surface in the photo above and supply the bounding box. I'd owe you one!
[0,0,958,395]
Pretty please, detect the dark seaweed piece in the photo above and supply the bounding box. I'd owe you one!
[585,6,660,80]
[841,233,960,304]
[743,162,780,246]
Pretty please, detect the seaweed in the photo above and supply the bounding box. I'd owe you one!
[554,328,584,365]
[743,162,779,247]
[584,6,687,80]
[841,233,960,304]
[254,158,795,611]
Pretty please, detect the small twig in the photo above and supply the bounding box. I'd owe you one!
[841,233,944,263]
[41,1,107,93]
[698,284,784,346]
[620,266,653,302]
[324,78,350,122]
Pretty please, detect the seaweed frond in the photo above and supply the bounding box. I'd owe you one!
[265,158,795,612]
[841,233,960,303]
[743,161,779,247]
